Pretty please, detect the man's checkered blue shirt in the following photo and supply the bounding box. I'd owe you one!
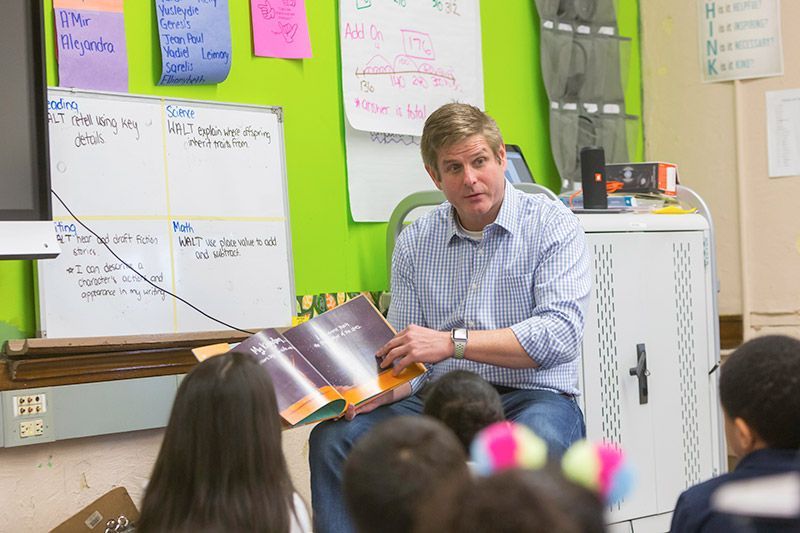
[387,184,591,395]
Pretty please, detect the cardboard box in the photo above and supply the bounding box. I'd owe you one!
[50,487,138,533]
[605,162,678,196]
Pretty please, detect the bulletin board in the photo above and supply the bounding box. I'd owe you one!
[0,1,642,344]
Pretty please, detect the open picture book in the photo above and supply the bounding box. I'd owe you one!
[193,295,426,427]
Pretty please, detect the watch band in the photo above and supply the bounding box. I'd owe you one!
[451,328,468,359]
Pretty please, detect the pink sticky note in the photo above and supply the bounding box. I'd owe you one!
[53,0,128,92]
[250,0,312,59]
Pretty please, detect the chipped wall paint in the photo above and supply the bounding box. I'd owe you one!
[0,430,162,531]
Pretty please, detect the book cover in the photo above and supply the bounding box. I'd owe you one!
[193,296,426,427]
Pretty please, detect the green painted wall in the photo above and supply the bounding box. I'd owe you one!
[0,0,642,344]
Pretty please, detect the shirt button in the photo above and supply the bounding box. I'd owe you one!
[470,283,477,291]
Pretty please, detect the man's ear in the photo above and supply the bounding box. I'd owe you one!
[498,144,508,172]
[425,165,442,190]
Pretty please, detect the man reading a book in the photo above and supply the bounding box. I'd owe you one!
[309,103,592,533]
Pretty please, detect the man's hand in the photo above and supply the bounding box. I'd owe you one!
[344,382,411,420]
[376,324,453,375]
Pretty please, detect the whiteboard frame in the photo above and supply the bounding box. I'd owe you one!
[38,88,296,339]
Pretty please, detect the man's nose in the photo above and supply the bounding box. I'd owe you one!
[463,166,478,187]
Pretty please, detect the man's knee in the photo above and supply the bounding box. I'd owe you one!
[309,419,339,461]
[521,415,583,456]
[507,395,585,456]
[309,395,425,468]
[310,418,364,465]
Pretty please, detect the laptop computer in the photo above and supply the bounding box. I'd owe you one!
[504,144,535,184]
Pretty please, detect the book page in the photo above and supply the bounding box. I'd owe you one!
[283,295,425,405]
[235,328,345,426]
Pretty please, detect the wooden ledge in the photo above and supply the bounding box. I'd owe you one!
[0,331,253,391]
[3,330,250,358]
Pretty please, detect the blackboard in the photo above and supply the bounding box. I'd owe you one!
[38,88,294,338]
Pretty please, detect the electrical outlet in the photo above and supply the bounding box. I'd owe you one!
[12,393,47,418]
[19,419,44,438]
[2,388,55,446]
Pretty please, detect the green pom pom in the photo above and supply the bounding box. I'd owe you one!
[514,425,548,470]
[562,440,600,490]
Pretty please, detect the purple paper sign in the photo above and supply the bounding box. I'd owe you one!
[155,0,233,85]
[54,1,128,92]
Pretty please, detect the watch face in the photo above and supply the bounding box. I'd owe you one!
[452,328,468,341]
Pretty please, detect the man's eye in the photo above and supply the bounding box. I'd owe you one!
[447,165,461,173]
[475,157,486,166]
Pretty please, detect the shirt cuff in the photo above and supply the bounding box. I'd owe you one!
[509,321,575,370]
[408,370,431,396]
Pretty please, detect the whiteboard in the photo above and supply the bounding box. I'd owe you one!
[39,88,295,338]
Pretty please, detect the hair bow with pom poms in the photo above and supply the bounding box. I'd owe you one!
[469,421,548,476]
[469,421,634,505]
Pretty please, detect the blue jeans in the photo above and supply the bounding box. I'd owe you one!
[308,388,585,533]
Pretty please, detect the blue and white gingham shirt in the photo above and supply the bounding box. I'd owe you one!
[387,184,591,396]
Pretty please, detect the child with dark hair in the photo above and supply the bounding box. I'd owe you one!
[137,351,310,533]
[343,415,470,533]
[422,370,505,452]
[525,467,606,533]
[414,467,588,533]
[671,334,800,532]
[461,421,625,533]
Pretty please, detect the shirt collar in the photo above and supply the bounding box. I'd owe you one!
[736,448,800,471]
[493,183,521,234]
[445,182,521,242]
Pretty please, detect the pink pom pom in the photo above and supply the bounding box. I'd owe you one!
[470,422,548,475]
[562,440,634,505]
[595,444,624,499]
[484,422,518,472]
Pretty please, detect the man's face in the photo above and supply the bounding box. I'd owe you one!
[426,134,507,231]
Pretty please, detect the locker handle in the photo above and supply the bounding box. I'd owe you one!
[629,343,650,405]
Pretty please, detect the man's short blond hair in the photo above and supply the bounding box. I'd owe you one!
[420,103,504,179]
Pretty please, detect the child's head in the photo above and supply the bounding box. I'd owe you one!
[523,467,606,533]
[423,370,505,451]
[138,351,295,533]
[720,334,800,455]
[466,422,624,533]
[464,422,630,532]
[414,468,588,533]
[344,415,470,533]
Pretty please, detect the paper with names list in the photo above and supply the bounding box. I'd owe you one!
[155,0,233,85]
[54,0,128,92]
[766,89,800,178]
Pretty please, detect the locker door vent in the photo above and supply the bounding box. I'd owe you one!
[594,244,622,446]
[674,241,702,486]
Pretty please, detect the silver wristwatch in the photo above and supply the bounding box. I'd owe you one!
[451,328,468,359]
